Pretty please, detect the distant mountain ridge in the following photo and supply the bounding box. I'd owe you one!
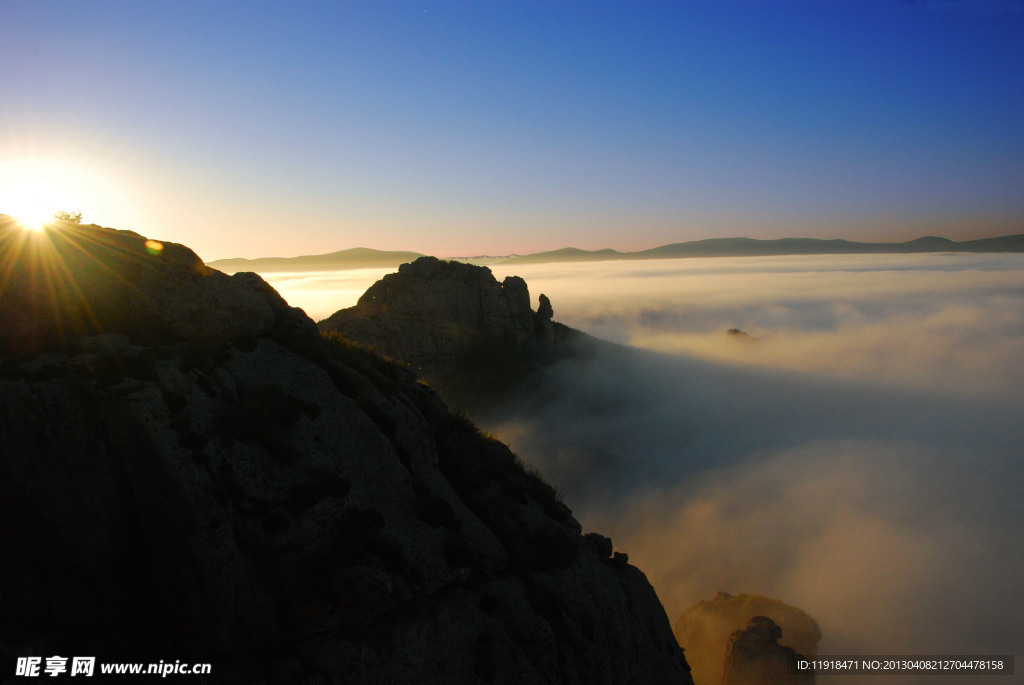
[208,234,1024,272]
[506,247,627,263]
[208,246,425,273]
[509,234,1024,264]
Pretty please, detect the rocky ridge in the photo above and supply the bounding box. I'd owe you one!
[0,216,692,684]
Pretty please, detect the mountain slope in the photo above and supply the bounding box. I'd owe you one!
[0,216,692,684]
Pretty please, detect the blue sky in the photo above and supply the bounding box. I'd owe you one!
[2,0,1022,259]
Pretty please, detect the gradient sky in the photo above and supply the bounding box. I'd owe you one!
[2,0,1022,260]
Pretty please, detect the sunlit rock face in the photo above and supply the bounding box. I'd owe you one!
[675,591,820,685]
[0,218,692,684]
[722,616,815,685]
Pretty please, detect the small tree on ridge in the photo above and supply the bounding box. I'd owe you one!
[53,210,83,224]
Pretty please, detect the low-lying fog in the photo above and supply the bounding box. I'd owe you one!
[271,254,1024,681]
[260,267,399,324]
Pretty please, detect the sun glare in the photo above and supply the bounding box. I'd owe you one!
[0,162,91,232]
[11,199,53,232]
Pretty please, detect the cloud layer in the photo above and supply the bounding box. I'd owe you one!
[492,254,1024,396]
[261,267,397,322]
[482,255,1024,680]
[275,253,1024,680]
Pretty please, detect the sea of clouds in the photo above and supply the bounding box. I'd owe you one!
[486,254,1024,682]
[272,254,1024,681]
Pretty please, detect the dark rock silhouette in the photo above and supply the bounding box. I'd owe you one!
[722,616,814,685]
[0,216,692,684]
[675,591,820,685]
[534,293,555,345]
[0,216,314,355]
[318,256,591,408]
[319,257,536,376]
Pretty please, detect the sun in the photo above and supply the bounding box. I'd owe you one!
[4,178,71,232]
[9,197,54,232]
[0,162,88,232]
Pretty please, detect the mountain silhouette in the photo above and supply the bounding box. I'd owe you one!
[208,234,1024,273]
[0,215,692,684]
[208,246,425,273]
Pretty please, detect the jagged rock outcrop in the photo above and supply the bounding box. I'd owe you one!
[675,591,820,685]
[722,616,814,685]
[318,257,538,376]
[534,293,555,345]
[318,256,587,408]
[0,216,692,684]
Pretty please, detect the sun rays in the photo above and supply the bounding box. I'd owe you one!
[0,160,95,233]
[0,159,135,348]
[0,215,167,351]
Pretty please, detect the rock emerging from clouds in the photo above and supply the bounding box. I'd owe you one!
[318,256,591,408]
[675,591,820,685]
[319,256,535,374]
[535,293,555,344]
[0,217,692,684]
[723,616,815,685]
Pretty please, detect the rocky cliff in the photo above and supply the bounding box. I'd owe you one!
[0,216,692,684]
